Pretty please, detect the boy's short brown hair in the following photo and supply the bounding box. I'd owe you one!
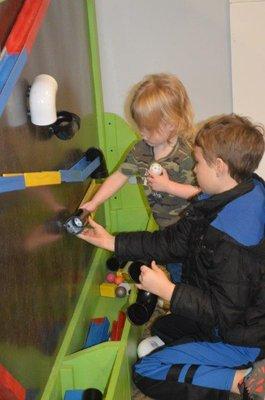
[129,73,194,141]
[195,114,265,182]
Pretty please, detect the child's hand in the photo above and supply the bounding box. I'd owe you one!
[80,200,98,213]
[77,217,115,251]
[147,169,171,192]
[136,260,175,301]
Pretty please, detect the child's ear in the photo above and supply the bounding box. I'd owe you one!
[215,157,228,177]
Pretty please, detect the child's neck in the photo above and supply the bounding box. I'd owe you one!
[153,137,178,160]
[215,175,238,194]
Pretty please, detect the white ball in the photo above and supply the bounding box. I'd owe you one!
[137,336,165,358]
[149,162,162,176]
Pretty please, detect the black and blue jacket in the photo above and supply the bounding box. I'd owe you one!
[115,176,265,348]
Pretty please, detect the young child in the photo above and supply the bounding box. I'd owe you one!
[78,114,265,400]
[82,73,200,282]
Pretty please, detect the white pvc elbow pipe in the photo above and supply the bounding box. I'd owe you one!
[29,74,58,126]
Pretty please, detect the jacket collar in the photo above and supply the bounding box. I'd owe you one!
[186,179,254,221]
[185,177,265,256]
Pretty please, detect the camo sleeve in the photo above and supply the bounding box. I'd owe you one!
[119,146,139,176]
[178,153,196,185]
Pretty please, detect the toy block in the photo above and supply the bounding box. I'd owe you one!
[24,171,61,187]
[64,389,102,400]
[83,317,110,348]
[117,311,126,330]
[99,282,116,298]
[110,321,118,341]
[110,311,126,341]
[23,0,50,53]
[0,51,27,117]
[60,170,83,183]
[0,176,25,194]
[80,158,100,181]
[0,364,26,400]
[64,390,83,400]
[0,55,18,92]
[60,156,100,183]
[5,0,50,53]
[63,155,100,181]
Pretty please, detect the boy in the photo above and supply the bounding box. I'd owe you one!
[78,114,265,400]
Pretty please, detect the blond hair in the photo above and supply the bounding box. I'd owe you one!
[195,114,265,182]
[128,73,194,142]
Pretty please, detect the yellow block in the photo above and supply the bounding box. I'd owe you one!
[24,172,61,187]
[100,283,116,298]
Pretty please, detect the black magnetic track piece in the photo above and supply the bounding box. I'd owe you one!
[85,147,108,179]
[48,111,81,140]
[128,261,145,283]
[82,388,103,400]
[127,261,158,326]
[127,289,158,326]
[106,256,128,271]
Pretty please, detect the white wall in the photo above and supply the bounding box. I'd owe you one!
[230,0,265,178]
[95,0,232,123]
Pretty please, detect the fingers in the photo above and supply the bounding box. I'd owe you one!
[162,168,168,177]
[138,265,149,286]
[146,176,153,185]
[135,283,144,290]
[87,216,99,228]
[77,228,91,239]
[138,262,158,281]
[151,260,160,271]
[80,202,93,212]
[140,262,159,273]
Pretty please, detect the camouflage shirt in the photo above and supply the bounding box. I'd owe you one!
[119,139,196,229]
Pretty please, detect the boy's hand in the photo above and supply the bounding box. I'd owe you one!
[80,200,98,213]
[136,260,175,301]
[77,217,115,251]
[147,169,171,192]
